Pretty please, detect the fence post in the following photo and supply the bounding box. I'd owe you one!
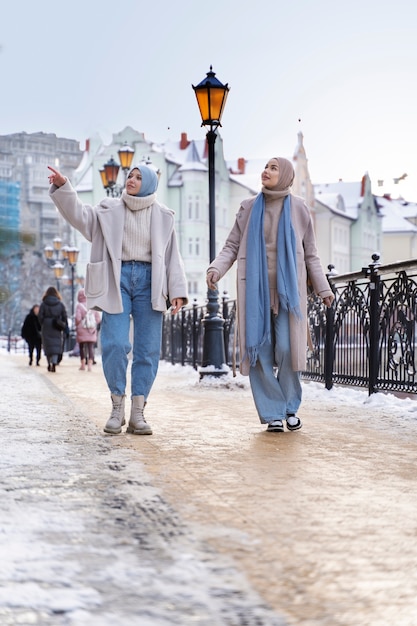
[192,299,198,370]
[181,308,186,366]
[324,267,336,390]
[367,253,381,395]
[170,313,175,365]
[222,291,230,365]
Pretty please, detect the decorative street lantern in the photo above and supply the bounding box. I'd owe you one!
[192,67,230,377]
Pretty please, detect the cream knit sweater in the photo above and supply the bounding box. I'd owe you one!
[121,190,156,262]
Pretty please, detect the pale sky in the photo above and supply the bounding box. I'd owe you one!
[1,0,416,199]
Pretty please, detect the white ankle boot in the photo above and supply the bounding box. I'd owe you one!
[103,394,126,434]
[126,395,152,435]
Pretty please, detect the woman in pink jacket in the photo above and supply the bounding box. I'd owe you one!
[75,288,101,372]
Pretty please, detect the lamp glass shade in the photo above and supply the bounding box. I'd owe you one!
[67,247,79,265]
[53,237,62,251]
[118,143,135,170]
[193,67,229,127]
[53,262,65,279]
[44,246,54,260]
[103,157,120,187]
[99,168,109,189]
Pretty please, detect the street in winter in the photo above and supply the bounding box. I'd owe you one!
[1,350,417,626]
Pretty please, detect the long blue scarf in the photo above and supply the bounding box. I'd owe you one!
[245,193,301,367]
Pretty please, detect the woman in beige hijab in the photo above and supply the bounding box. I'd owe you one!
[207,157,334,432]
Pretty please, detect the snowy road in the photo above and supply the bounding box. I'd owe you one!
[2,351,417,625]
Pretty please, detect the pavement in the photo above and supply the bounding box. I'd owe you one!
[1,351,417,626]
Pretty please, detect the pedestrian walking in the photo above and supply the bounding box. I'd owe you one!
[206,157,334,432]
[38,286,68,372]
[47,163,188,435]
[21,304,42,366]
[75,288,101,372]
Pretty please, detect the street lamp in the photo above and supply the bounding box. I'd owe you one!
[66,246,80,324]
[192,66,230,377]
[44,238,79,347]
[99,142,135,197]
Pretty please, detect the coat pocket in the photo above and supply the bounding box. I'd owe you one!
[85,261,108,298]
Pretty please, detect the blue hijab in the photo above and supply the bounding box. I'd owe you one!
[129,164,159,197]
[245,160,301,367]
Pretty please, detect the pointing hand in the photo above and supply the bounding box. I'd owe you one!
[47,166,67,188]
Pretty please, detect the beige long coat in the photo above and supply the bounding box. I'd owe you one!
[208,194,332,375]
[49,180,188,314]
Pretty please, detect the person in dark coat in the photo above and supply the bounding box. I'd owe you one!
[21,304,42,366]
[38,286,68,372]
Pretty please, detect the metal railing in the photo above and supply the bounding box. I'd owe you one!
[161,294,237,370]
[161,254,417,395]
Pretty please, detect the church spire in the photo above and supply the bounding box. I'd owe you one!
[292,131,315,208]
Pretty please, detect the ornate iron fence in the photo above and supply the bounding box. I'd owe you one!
[161,294,237,368]
[162,255,417,395]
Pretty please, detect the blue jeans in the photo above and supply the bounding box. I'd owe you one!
[101,262,163,399]
[249,308,302,423]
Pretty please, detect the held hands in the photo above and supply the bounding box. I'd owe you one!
[47,165,67,188]
[206,269,220,290]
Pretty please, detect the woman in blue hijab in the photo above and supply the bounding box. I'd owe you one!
[48,162,188,437]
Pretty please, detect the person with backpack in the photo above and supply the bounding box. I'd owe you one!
[75,288,101,372]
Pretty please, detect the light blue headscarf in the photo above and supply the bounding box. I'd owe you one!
[129,164,158,197]
[245,158,301,367]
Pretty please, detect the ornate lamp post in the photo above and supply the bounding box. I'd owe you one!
[66,246,80,323]
[192,66,230,376]
[99,142,135,197]
[44,237,79,348]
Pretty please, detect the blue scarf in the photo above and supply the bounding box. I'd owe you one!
[245,193,301,367]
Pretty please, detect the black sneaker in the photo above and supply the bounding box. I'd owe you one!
[286,414,302,431]
[266,420,284,432]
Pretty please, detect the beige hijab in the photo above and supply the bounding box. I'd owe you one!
[262,157,295,198]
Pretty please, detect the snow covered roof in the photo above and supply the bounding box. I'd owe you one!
[73,150,93,191]
[161,138,206,166]
[314,181,362,219]
[374,196,417,234]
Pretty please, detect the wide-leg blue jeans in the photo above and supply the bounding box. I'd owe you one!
[101,262,163,400]
[249,307,302,423]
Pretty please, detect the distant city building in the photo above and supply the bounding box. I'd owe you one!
[0,132,83,332]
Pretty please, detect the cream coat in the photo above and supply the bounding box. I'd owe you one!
[49,180,188,314]
[208,194,333,375]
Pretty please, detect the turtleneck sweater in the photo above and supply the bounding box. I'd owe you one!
[262,187,287,314]
[121,190,156,262]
